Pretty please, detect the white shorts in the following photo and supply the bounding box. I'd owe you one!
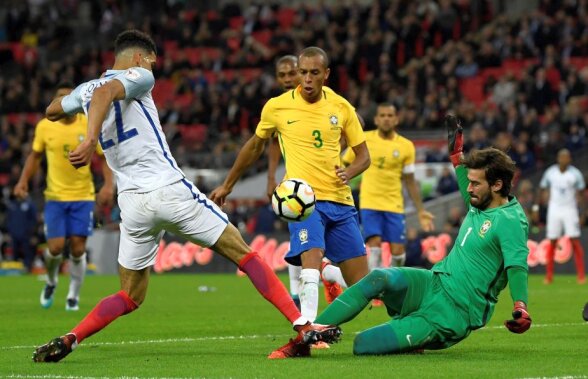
[546,207,581,240]
[117,180,229,270]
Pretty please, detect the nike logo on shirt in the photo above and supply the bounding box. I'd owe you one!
[287,120,300,124]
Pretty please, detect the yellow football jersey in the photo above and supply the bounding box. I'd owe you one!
[32,114,103,201]
[256,86,365,205]
[342,130,415,213]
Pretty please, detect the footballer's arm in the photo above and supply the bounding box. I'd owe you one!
[267,137,282,200]
[69,80,126,168]
[211,135,268,206]
[337,141,369,185]
[13,150,43,199]
[403,172,435,232]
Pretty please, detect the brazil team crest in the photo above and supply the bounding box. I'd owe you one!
[78,134,85,142]
[299,229,309,244]
[329,115,338,125]
[393,149,400,158]
[479,220,492,236]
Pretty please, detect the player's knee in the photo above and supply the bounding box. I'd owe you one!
[364,268,389,291]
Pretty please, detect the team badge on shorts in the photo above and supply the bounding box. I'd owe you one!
[479,220,492,236]
[299,229,309,244]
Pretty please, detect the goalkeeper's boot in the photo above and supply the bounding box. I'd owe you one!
[65,298,79,311]
[40,284,56,309]
[33,333,76,363]
[321,262,343,304]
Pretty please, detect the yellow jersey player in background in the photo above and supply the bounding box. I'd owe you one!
[13,82,114,311]
[342,104,434,271]
[211,46,370,358]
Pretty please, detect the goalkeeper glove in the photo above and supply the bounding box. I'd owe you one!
[445,114,463,167]
[504,301,532,334]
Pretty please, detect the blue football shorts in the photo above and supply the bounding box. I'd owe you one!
[286,201,366,266]
[361,209,406,243]
[44,200,95,239]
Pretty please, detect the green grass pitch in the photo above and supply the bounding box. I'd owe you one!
[0,273,586,379]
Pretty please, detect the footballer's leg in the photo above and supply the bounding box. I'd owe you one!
[288,264,302,309]
[353,316,433,355]
[64,201,94,311]
[213,223,307,326]
[583,302,588,321]
[66,236,88,311]
[33,266,144,362]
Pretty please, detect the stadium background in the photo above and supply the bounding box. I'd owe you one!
[0,0,587,276]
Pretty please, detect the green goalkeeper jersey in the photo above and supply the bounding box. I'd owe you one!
[432,166,529,329]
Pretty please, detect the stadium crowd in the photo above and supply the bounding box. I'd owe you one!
[1,0,588,267]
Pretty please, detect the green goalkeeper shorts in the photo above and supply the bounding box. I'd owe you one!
[383,267,471,351]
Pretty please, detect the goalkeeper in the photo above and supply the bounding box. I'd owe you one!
[306,115,532,355]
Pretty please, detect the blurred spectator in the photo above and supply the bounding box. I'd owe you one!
[436,166,459,196]
[4,192,37,272]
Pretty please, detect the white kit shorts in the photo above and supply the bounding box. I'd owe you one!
[117,179,229,270]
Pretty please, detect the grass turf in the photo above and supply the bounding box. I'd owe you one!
[0,273,586,379]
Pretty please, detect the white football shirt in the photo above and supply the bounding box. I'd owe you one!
[63,67,185,193]
[539,164,585,210]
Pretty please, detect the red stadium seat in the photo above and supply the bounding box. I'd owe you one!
[179,124,208,144]
[252,30,273,47]
[229,16,245,30]
[152,79,176,106]
[459,76,486,106]
[276,8,296,29]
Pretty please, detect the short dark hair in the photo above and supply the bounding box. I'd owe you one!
[462,148,516,197]
[276,55,298,68]
[299,46,329,68]
[114,29,157,56]
[56,82,74,90]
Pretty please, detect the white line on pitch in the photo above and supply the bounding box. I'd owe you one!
[2,321,587,351]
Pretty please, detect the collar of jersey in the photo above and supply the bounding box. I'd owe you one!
[293,85,326,107]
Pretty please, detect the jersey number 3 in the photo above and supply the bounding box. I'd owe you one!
[100,101,139,150]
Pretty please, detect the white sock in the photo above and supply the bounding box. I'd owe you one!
[44,249,63,286]
[299,269,320,322]
[67,252,87,300]
[321,263,348,289]
[288,264,302,298]
[391,253,406,268]
[368,246,382,271]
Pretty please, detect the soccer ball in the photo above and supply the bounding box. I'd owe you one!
[271,178,316,222]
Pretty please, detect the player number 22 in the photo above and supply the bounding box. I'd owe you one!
[99,101,138,150]
[312,130,323,148]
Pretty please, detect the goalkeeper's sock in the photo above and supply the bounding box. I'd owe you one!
[239,252,305,326]
[299,269,320,321]
[67,252,87,301]
[368,246,382,271]
[71,290,138,343]
[572,239,585,282]
[391,253,406,268]
[545,242,555,283]
[44,249,63,286]
[315,284,369,326]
